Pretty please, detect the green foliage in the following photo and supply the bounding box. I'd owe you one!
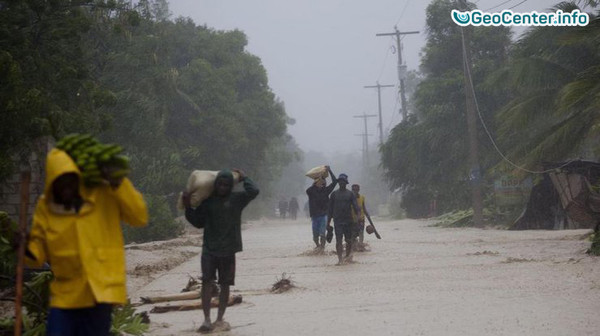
[400,187,432,218]
[381,0,600,219]
[490,2,600,168]
[0,212,17,281]
[0,318,13,333]
[1,0,296,241]
[82,1,292,232]
[24,272,52,317]
[432,209,474,227]
[0,0,116,181]
[122,194,183,243]
[89,8,288,184]
[382,0,512,213]
[0,271,52,335]
[1,313,47,336]
[0,268,148,335]
[110,302,149,336]
[22,315,46,336]
[432,207,511,228]
[588,237,600,256]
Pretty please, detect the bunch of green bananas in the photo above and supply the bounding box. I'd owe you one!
[55,134,130,187]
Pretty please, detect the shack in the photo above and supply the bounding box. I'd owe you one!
[511,160,600,230]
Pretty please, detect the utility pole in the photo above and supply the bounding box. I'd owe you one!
[364,82,395,145]
[376,27,419,120]
[457,0,483,226]
[354,113,377,165]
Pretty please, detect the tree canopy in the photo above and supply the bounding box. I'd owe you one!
[0,0,298,241]
[381,0,599,217]
[381,0,512,215]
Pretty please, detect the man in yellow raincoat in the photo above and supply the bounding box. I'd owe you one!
[351,184,369,251]
[25,148,148,336]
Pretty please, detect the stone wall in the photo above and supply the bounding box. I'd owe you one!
[0,138,52,224]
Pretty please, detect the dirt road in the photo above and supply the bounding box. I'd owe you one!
[128,218,600,336]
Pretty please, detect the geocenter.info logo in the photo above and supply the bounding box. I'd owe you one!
[451,9,589,27]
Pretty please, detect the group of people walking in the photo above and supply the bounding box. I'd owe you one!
[306,166,371,265]
[278,196,299,220]
[18,145,370,334]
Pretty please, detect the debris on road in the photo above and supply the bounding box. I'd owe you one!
[140,291,201,304]
[271,273,295,294]
[181,275,201,292]
[149,295,243,314]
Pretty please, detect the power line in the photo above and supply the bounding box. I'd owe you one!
[376,28,419,120]
[395,0,411,27]
[354,113,377,165]
[484,0,516,11]
[385,92,401,134]
[458,0,484,227]
[509,0,528,9]
[377,38,394,82]
[459,26,575,174]
[365,82,395,144]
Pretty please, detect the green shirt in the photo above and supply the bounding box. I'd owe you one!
[185,177,259,255]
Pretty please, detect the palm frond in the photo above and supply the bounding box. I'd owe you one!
[557,65,600,112]
[496,93,557,135]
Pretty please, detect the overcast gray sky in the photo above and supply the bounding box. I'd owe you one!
[168,0,566,155]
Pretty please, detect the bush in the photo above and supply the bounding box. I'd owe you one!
[122,194,184,244]
[0,212,17,290]
[401,188,431,218]
[588,228,600,256]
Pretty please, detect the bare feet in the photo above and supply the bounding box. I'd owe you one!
[213,320,231,332]
[198,319,212,333]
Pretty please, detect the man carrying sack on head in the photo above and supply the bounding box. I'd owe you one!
[306,166,337,249]
[182,169,259,333]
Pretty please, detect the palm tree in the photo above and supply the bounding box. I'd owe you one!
[492,2,600,167]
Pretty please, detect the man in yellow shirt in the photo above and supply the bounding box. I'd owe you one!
[351,184,370,250]
[25,148,148,336]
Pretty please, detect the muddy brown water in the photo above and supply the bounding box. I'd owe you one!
[127,218,600,336]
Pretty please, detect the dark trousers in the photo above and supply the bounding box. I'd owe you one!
[47,304,113,336]
[334,222,353,244]
[202,253,236,286]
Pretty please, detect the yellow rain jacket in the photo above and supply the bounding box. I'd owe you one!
[352,194,366,223]
[26,148,148,308]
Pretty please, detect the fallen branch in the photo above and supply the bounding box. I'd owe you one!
[140,281,221,304]
[271,273,295,294]
[181,275,201,292]
[140,291,200,304]
[149,295,243,314]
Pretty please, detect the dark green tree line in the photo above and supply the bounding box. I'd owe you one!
[492,2,600,165]
[0,0,296,242]
[381,0,600,219]
[381,0,511,217]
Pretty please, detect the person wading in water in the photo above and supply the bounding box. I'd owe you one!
[306,166,337,249]
[327,173,360,265]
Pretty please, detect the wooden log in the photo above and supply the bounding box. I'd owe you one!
[141,291,201,304]
[150,295,243,314]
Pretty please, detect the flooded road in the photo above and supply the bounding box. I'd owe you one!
[128,218,600,336]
